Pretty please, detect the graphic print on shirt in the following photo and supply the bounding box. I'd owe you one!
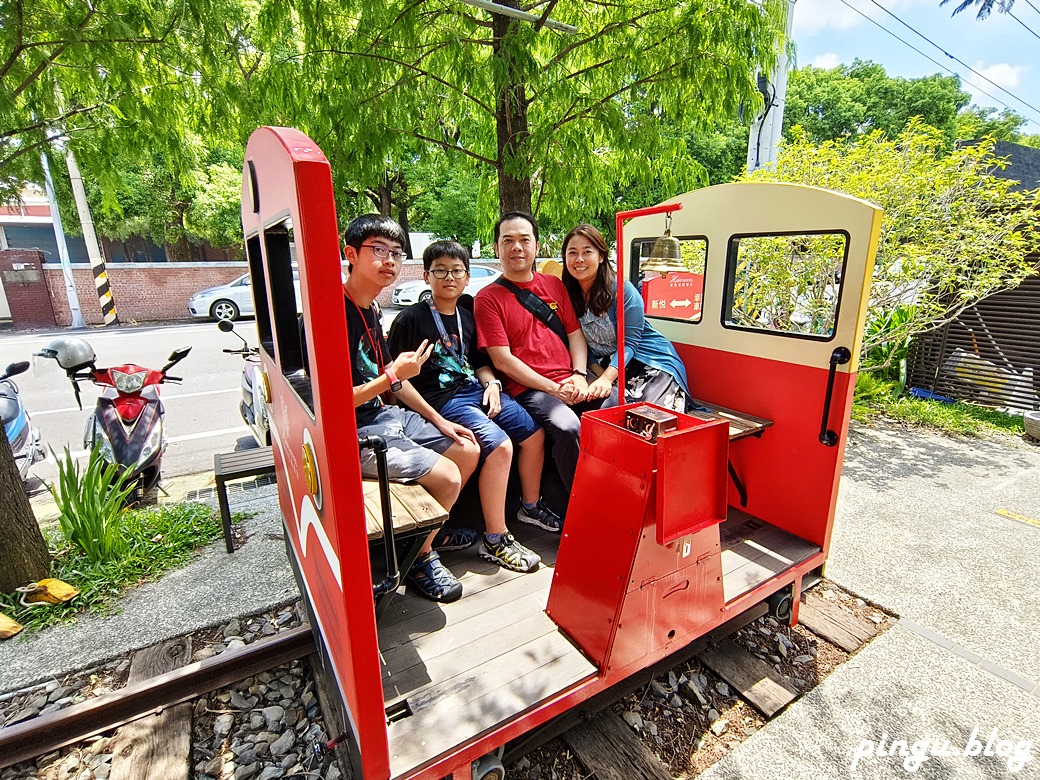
[431,334,475,390]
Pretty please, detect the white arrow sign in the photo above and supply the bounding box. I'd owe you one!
[669,299,692,308]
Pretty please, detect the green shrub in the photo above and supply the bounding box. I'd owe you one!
[49,446,136,562]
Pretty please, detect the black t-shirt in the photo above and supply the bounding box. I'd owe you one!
[346,296,391,425]
[387,301,489,411]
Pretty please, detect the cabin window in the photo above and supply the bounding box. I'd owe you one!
[723,232,848,339]
[263,217,314,413]
[631,236,708,324]
[245,234,274,357]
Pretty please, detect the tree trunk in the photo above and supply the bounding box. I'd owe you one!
[396,175,414,259]
[0,426,49,593]
[493,6,533,216]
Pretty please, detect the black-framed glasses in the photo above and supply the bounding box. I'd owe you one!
[429,268,469,279]
[361,243,407,262]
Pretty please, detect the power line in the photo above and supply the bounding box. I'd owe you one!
[834,0,1040,125]
[1023,1,1040,17]
[1006,9,1040,40]
[862,0,1040,121]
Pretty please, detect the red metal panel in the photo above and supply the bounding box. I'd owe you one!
[241,127,390,780]
[655,414,728,545]
[546,412,652,667]
[675,343,853,553]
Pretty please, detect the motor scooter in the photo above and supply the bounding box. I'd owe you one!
[0,360,46,484]
[36,338,191,503]
[218,319,269,448]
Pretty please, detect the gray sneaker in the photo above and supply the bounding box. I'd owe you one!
[516,498,563,533]
[479,533,541,573]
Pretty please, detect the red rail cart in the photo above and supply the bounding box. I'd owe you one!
[239,126,882,780]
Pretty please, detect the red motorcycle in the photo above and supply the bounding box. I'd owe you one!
[37,338,192,503]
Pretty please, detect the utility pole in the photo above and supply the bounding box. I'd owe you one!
[67,150,119,325]
[40,152,86,329]
[747,0,797,173]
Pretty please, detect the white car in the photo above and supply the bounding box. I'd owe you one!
[391,265,501,306]
[188,271,301,321]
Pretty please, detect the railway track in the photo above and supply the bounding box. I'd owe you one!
[0,583,889,780]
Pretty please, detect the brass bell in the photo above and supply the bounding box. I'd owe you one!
[639,212,686,276]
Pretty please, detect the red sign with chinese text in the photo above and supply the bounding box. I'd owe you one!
[641,272,704,319]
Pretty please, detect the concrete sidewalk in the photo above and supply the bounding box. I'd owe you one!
[702,425,1040,780]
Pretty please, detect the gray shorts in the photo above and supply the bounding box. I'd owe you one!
[357,405,454,482]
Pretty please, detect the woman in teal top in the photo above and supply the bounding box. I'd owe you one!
[561,223,695,411]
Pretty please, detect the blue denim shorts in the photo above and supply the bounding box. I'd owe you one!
[439,382,539,458]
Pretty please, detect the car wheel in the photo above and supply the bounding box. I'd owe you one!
[419,290,433,304]
[211,300,240,321]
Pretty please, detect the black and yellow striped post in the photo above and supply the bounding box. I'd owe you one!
[66,150,119,325]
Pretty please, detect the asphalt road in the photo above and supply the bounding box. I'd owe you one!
[2,320,263,491]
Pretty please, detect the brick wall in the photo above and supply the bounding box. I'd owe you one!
[0,250,56,327]
[24,258,505,327]
[42,262,246,327]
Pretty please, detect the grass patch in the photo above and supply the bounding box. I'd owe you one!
[0,502,222,634]
[853,374,1026,437]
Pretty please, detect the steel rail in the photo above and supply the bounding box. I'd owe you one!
[0,625,315,768]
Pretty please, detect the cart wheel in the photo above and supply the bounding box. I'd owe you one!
[767,589,793,622]
[473,753,506,780]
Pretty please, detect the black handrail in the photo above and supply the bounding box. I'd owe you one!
[819,347,852,447]
[359,434,400,598]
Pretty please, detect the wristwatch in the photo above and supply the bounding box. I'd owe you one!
[383,367,403,392]
[571,369,588,379]
[484,379,503,389]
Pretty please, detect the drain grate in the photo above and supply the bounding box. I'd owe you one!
[185,472,277,502]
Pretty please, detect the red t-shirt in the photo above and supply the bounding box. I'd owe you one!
[474,273,580,398]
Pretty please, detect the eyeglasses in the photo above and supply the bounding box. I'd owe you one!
[429,268,469,279]
[361,243,407,262]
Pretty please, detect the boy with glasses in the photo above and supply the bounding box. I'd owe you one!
[341,215,481,603]
[388,240,559,574]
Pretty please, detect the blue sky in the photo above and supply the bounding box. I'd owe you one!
[791,0,1040,133]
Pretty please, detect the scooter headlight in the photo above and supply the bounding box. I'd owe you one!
[138,424,164,467]
[93,428,116,464]
[111,369,146,394]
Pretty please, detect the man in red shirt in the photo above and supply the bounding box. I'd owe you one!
[474,212,601,510]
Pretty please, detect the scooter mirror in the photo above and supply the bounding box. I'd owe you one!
[217,319,234,334]
[1,361,30,380]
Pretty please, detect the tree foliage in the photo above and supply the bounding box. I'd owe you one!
[244,0,786,227]
[0,0,241,204]
[745,119,1040,368]
[784,60,971,144]
[940,0,1014,19]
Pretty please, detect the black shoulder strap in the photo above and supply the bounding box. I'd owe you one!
[494,277,569,347]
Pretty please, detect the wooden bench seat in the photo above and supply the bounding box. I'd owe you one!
[214,446,447,553]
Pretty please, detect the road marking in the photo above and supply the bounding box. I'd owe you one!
[32,388,239,416]
[1,323,217,348]
[995,509,1040,529]
[51,426,249,461]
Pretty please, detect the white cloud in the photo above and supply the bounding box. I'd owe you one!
[973,62,1024,90]
[792,0,934,37]
[812,52,842,69]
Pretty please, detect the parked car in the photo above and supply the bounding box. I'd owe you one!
[390,264,501,306]
[188,271,301,321]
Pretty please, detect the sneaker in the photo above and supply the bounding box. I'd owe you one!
[517,498,563,533]
[479,533,541,573]
[431,526,478,551]
[407,551,463,602]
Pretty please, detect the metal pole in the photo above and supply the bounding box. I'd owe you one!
[40,152,86,329]
[747,0,797,173]
[66,150,119,325]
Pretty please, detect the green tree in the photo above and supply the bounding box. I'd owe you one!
[745,119,1040,367]
[954,106,1030,142]
[0,0,241,204]
[784,61,971,143]
[248,0,786,227]
[941,0,1016,18]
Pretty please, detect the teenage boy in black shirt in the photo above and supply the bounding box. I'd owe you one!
[342,216,480,603]
[388,240,561,573]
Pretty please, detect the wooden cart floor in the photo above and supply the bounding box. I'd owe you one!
[720,508,821,603]
[377,526,597,779]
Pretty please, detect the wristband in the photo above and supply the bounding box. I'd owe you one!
[484,379,503,389]
[383,367,403,392]
[571,369,588,378]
